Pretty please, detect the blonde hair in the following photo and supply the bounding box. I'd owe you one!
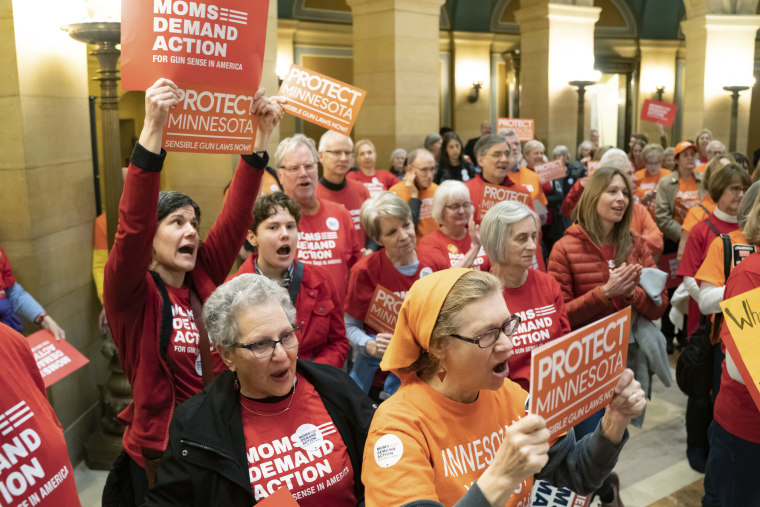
[360,191,412,242]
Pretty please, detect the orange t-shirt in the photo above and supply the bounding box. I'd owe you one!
[511,166,548,206]
[258,170,282,195]
[673,177,700,225]
[694,162,708,173]
[389,182,439,239]
[694,229,758,287]
[681,195,716,233]
[633,168,670,217]
[363,378,533,507]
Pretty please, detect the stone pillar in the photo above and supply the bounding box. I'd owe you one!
[636,40,680,143]
[347,0,445,163]
[515,1,600,149]
[1,0,105,462]
[451,32,494,142]
[681,14,760,150]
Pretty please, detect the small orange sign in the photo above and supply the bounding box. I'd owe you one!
[586,160,602,175]
[278,64,366,135]
[529,307,630,439]
[162,83,259,154]
[535,159,567,184]
[26,331,90,387]
[478,182,531,221]
[256,486,299,506]
[497,118,535,141]
[365,285,404,335]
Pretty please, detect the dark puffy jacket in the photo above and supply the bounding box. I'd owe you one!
[547,224,668,329]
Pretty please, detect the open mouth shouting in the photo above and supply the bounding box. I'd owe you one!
[492,360,510,378]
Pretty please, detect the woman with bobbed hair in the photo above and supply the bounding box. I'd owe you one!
[577,140,594,165]
[230,192,349,368]
[344,192,448,396]
[424,134,442,162]
[696,128,713,164]
[102,78,284,503]
[417,180,489,270]
[144,274,375,506]
[362,269,645,506]
[346,139,399,197]
[634,143,671,215]
[480,201,570,390]
[434,131,475,183]
[389,148,407,179]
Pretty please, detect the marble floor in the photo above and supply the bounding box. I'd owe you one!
[74,358,704,506]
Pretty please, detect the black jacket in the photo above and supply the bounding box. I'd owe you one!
[143,360,377,506]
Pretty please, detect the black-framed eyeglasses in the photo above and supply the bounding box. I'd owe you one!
[234,326,301,359]
[450,316,521,348]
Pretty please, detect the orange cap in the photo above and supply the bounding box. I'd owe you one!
[673,141,696,158]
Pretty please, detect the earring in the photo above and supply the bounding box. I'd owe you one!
[232,372,240,391]
[437,367,447,383]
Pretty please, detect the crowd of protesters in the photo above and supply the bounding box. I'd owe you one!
[3,75,759,507]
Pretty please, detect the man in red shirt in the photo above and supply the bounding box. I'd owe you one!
[316,131,371,245]
[274,135,362,297]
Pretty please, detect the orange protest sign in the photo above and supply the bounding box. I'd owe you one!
[586,160,601,175]
[478,183,531,221]
[364,285,404,335]
[256,486,299,507]
[121,0,269,91]
[720,286,760,411]
[497,118,535,141]
[278,65,366,135]
[535,159,567,184]
[26,331,89,387]
[162,84,258,154]
[529,307,630,439]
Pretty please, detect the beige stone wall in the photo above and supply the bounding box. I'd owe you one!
[1,0,107,463]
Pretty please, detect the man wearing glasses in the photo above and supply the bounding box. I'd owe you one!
[316,131,371,244]
[274,134,361,297]
[389,148,440,239]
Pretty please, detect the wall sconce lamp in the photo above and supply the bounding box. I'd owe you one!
[655,86,665,102]
[468,81,483,103]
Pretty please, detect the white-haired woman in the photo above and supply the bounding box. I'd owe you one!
[417,180,490,270]
[481,201,570,390]
[389,148,407,180]
[144,275,375,506]
[345,192,449,398]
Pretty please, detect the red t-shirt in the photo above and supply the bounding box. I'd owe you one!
[345,248,449,334]
[241,375,356,504]
[715,252,760,443]
[316,179,371,242]
[346,170,399,197]
[0,247,17,292]
[0,324,81,506]
[600,245,616,272]
[297,199,361,297]
[416,229,491,271]
[164,286,225,404]
[504,270,571,391]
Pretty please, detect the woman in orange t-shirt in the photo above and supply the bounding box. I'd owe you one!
[634,143,671,217]
[362,269,645,506]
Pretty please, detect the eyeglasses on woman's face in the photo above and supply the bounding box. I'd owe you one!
[234,326,301,359]
[450,315,521,348]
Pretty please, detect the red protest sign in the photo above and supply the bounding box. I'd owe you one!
[529,307,630,439]
[497,118,535,141]
[640,99,678,127]
[658,252,680,290]
[586,160,601,176]
[256,486,299,506]
[26,331,89,387]
[478,183,531,221]
[162,83,258,154]
[121,0,269,91]
[535,159,566,184]
[364,285,404,335]
[278,65,366,135]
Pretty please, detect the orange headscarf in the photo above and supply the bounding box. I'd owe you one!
[380,268,472,373]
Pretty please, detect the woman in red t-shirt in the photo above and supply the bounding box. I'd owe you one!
[480,201,570,391]
[417,180,490,270]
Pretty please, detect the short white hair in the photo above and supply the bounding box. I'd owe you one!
[273,134,318,170]
[360,192,412,242]
[432,180,471,224]
[600,148,630,171]
[480,201,538,265]
[318,130,353,152]
[523,140,545,156]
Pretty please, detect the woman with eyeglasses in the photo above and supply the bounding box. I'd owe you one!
[143,274,376,506]
[361,269,645,506]
[417,180,490,270]
[480,201,570,391]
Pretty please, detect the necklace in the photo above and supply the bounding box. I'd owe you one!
[239,385,296,417]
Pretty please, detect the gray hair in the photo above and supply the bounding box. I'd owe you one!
[577,141,594,160]
[641,143,664,162]
[432,180,471,224]
[407,148,433,167]
[739,180,760,229]
[600,148,630,171]
[553,145,570,161]
[318,130,353,152]
[480,200,539,264]
[273,134,318,170]
[202,274,296,349]
[473,134,509,159]
[360,191,412,242]
[523,140,545,156]
[498,128,517,137]
[424,134,441,151]
[390,148,407,163]
[706,140,726,156]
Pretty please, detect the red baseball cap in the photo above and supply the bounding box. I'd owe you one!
[673,141,697,158]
